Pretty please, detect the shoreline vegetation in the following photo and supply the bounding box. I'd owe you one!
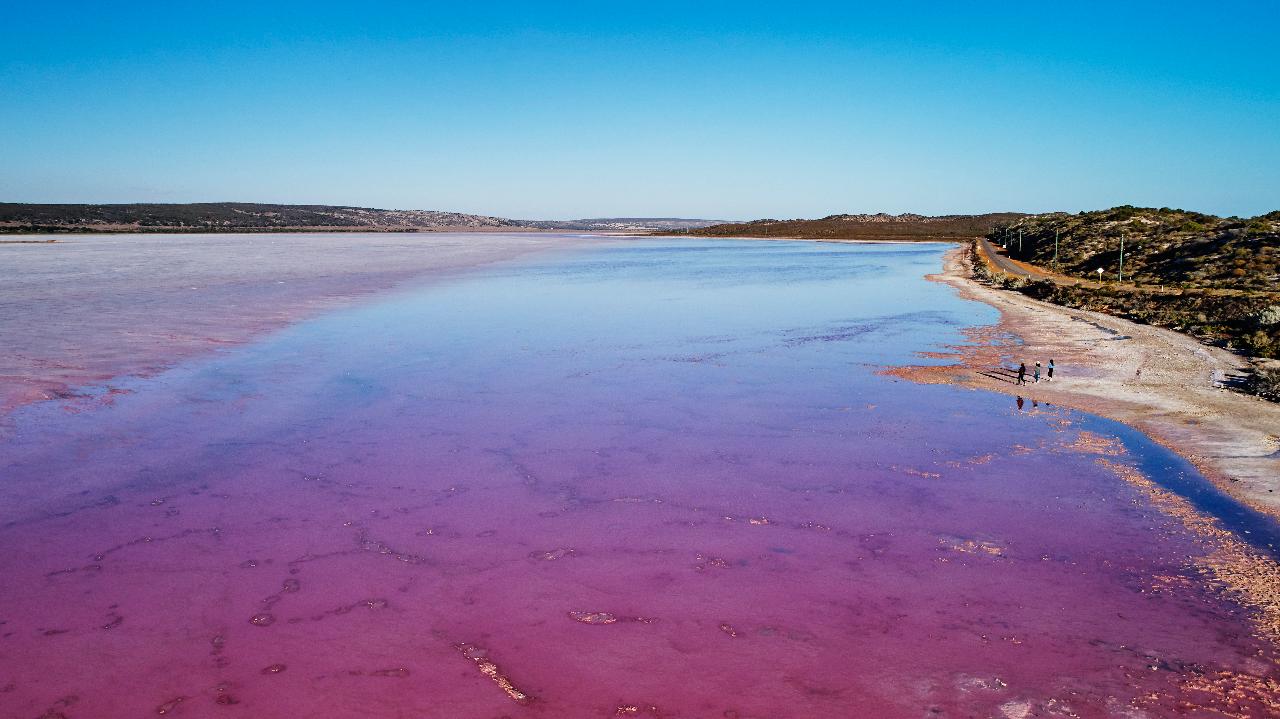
[679,211,1025,242]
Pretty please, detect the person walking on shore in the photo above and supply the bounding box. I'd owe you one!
[1016,362,1027,385]
[1033,362,1041,383]
[1047,359,1054,381]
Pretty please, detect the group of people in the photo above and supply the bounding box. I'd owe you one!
[1016,359,1053,385]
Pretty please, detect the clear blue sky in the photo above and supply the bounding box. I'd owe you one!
[2,2,1277,219]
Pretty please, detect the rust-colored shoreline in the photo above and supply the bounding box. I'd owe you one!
[888,245,1280,519]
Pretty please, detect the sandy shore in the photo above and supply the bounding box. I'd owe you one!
[1,232,587,419]
[891,246,1280,517]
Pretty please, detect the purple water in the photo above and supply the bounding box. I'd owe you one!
[2,239,1277,718]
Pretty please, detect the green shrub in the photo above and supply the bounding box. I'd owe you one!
[1244,330,1277,357]
[1252,365,1280,401]
[1245,220,1270,236]
[1257,305,1280,328]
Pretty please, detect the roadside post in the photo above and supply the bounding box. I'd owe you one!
[1119,235,1125,283]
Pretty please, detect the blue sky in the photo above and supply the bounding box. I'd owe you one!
[2,2,1277,219]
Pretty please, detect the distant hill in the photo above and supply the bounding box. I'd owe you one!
[0,203,725,234]
[685,212,1025,241]
[522,218,729,231]
[0,203,526,233]
[994,206,1280,292]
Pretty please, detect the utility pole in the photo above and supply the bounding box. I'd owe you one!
[1053,229,1059,265]
[1018,229,1023,255]
[1119,235,1125,283]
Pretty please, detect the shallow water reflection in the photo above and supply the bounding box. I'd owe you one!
[2,239,1278,717]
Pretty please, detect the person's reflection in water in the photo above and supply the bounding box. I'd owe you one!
[1016,396,1024,411]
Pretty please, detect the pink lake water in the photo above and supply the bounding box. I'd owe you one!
[2,239,1279,718]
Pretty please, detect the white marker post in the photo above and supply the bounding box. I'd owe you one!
[1096,268,1104,283]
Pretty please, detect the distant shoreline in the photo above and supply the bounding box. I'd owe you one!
[0,232,588,419]
[648,233,970,244]
[0,203,727,234]
[0,224,558,235]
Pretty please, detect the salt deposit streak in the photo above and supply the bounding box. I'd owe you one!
[1,239,1279,717]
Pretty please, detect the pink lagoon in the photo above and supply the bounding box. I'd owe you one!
[2,237,1279,718]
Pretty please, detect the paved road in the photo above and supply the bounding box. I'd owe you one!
[977,238,1055,280]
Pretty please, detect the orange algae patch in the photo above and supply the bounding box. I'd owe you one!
[568,611,658,625]
[1070,428,1280,643]
[1058,428,1280,640]
[881,324,1013,387]
[944,452,996,468]
[529,547,576,561]
[939,536,1007,558]
[1165,670,1280,718]
[1062,430,1125,456]
[1096,457,1280,643]
[569,611,618,625]
[1066,438,1280,714]
[455,643,532,705]
[614,704,664,716]
[693,553,730,571]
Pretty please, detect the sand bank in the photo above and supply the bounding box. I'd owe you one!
[1,232,587,418]
[891,246,1280,517]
